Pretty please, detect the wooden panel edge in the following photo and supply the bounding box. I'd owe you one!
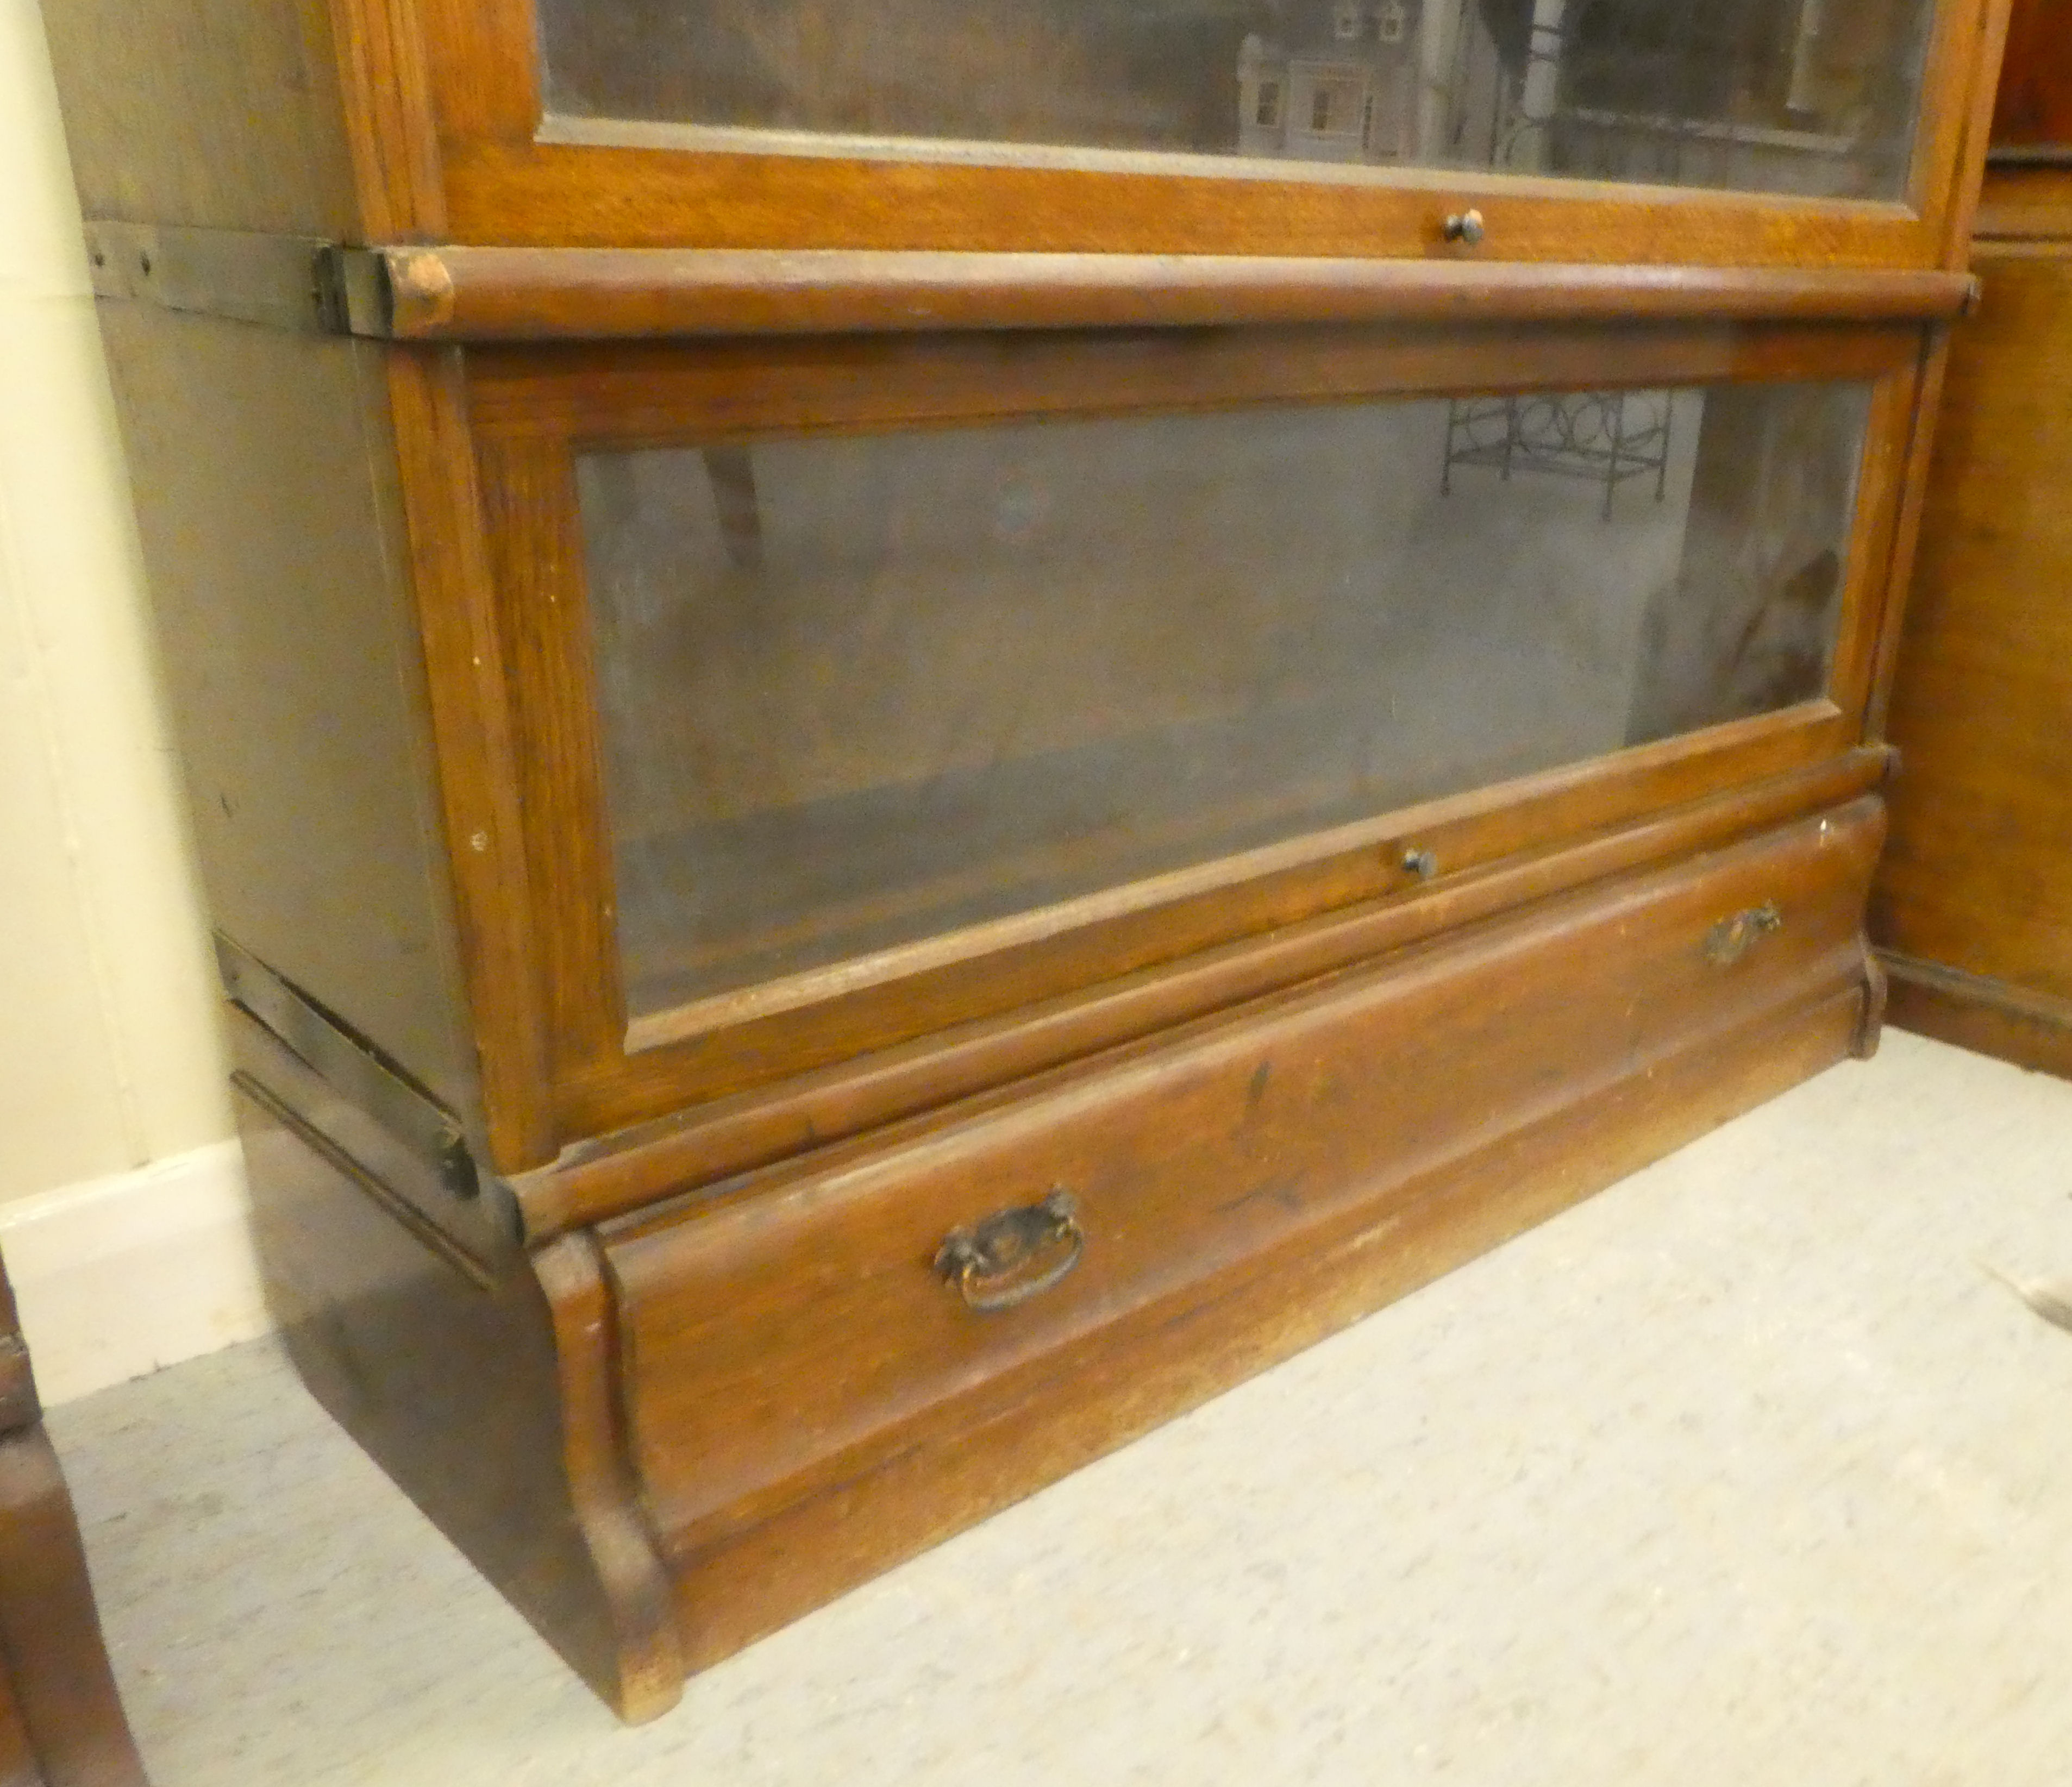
[533,1233,687,1722]
[1926,0,2020,268]
[1862,331,1954,745]
[232,1009,687,1722]
[325,0,448,238]
[521,755,1890,1236]
[385,348,557,1168]
[372,252,1979,341]
[1882,949,2072,1080]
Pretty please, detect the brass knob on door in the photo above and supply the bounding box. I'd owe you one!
[1443,209,1486,246]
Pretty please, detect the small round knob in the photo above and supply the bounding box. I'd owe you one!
[1402,847,1438,880]
[1443,209,1486,247]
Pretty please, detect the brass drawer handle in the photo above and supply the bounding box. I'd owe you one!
[934,1190,1084,1314]
[1704,902,1783,967]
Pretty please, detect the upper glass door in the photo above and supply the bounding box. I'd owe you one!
[409,0,1989,261]
[537,0,1936,203]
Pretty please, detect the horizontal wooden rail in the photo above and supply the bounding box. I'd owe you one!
[350,248,1979,341]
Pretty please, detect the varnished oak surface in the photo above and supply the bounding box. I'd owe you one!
[607,802,1882,1554]
[526,750,1892,1236]
[234,1009,680,1722]
[654,985,1870,1676]
[57,1032,2072,1785]
[373,252,1977,342]
[1990,0,2072,153]
[240,800,1882,1716]
[35,0,2012,1727]
[1877,245,2072,1069]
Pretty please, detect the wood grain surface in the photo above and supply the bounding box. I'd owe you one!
[1990,0,2072,152]
[233,1009,683,1722]
[374,251,1978,341]
[1876,247,2072,1070]
[606,802,1882,1558]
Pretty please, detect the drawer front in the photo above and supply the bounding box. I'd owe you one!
[604,799,1880,1544]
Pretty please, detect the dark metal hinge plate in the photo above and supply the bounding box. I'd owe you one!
[83,222,393,336]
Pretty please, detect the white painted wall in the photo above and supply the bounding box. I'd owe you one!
[0,2,267,1401]
[0,0,230,1207]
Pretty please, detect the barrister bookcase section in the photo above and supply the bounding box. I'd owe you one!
[42,0,2005,1725]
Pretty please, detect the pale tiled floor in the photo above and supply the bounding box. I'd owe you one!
[46,1030,2072,1785]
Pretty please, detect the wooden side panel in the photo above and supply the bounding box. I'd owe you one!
[1875,248,2072,1057]
[231,1008,684,1722]
[605,801,1881,1663]
[1991,0,2072,151]
[93,304,481,1133]
[1883,950,2072,1076]
[39,0,361,236]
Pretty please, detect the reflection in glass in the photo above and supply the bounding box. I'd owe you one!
[579,381,1870,1018]
[541,0,1934,200]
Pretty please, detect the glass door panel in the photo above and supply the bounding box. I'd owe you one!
[539,0,1935,201]
[578,379,1871,1021]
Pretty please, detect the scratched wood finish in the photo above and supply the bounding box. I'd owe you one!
[662,979,1870,1673]
[229,803,1880,1714]
[1876,244,2072,1074]
[606,801,1883,1551]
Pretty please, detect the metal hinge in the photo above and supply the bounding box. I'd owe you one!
[84,222,393,336]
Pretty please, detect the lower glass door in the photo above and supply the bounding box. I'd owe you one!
[574,377,1873,1023]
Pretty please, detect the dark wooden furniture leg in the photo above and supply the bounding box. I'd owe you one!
[0,1269,148,1785]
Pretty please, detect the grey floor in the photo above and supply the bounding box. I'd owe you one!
[47,1030,2072,1785]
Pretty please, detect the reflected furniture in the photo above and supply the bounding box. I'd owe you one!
[45,0,2010,1722]
[1876,3,2072,1074]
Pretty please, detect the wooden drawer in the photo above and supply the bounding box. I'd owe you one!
[603,798,1882,1556]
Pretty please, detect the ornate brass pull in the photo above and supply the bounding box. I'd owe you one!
[1705,902,1783,967]
[934,1190,1084,1314]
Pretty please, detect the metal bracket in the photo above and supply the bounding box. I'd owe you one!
[216,934,479,1201]
[84,222,395,337]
